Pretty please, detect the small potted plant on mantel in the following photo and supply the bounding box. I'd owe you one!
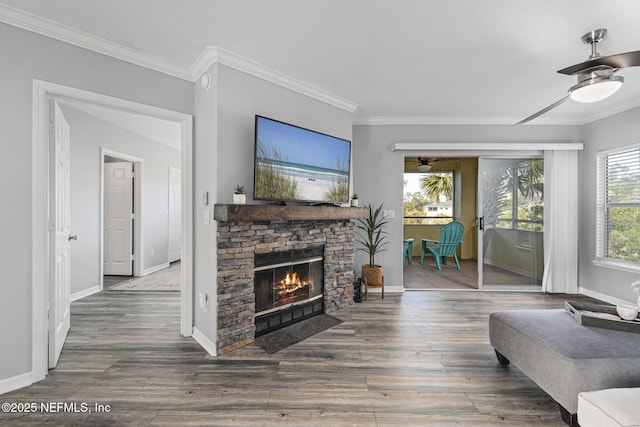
[351,193,359,207]
[355,204,388,287]
[233,185,246,204]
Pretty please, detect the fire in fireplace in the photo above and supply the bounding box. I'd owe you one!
[254,246,324,336]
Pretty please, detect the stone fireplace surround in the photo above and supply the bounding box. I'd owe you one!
[214,204,368,354]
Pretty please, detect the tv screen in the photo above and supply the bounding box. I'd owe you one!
[254,115,351,204]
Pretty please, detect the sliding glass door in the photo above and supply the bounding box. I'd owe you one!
[477,158,544,289]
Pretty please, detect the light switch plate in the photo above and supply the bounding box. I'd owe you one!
[203,210,210,225]
[383,210,395,219]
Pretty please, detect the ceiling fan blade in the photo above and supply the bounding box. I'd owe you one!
[557,50,640,75]
[514,96,570,125]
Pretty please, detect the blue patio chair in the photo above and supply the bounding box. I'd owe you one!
[420,221,464,270]
[403,238,414,266]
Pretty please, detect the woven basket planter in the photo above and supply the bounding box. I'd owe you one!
[362,264,383,286]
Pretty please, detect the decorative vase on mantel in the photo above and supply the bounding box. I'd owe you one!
[351,193,359,207]
[233,185,246,204]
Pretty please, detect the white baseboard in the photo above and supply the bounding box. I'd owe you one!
[579,287,633,306]
[142,262,170,276]
[360,285,404,294]
[70,285,100,302]
[0,372,32,395]
[191,327,217,357]
[376,285,404,294]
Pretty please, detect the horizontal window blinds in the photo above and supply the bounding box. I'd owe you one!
[597,145,640,263]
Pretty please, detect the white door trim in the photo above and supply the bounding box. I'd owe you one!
[168,166,182,263]
[32,79,194,383]
[100,149,144,285]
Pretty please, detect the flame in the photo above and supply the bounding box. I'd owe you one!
[271,271,315,307]
[279,272,311,288]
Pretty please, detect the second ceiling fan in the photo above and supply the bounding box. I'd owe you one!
[516,28,640,125]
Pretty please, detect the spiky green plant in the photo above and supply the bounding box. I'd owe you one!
[355,204,389,266]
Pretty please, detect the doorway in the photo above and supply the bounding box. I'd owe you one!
[32,80,193,382]
[402,156,478,289]
[101,151,144,286]
[402,155,544,290]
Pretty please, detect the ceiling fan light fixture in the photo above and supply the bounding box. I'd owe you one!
[417,158,432,172]
[569,74,624,103]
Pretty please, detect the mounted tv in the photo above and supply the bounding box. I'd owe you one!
[254,115,351,204]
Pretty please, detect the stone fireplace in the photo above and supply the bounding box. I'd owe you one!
[214,204,368,354]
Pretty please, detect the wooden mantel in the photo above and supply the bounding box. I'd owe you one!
[214,204,369,222]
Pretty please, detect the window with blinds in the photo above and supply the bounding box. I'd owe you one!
[596,144,640,266]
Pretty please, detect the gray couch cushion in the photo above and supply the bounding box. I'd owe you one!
[489,309,640,414]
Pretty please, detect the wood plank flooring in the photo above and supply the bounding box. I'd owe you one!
[1,289,599,426]
[404,258,479,290]
[404,258,540,290]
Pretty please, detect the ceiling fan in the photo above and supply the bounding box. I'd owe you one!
[417,157,433,172]
[516,28,640,125]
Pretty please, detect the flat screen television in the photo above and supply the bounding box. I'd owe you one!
[253,115,351,204]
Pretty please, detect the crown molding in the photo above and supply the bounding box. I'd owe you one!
[581,97,640,125]
[0,3,193,80]
[0,4,358,112]
[392,141,584,151]
[353,115,584,126]
[191,46,358,113]
[10,3,640,122]
[353,99,640,127]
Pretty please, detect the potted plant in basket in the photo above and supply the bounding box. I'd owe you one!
[355,204,389,286]
[233,185,246,204]
[351,193,359,207]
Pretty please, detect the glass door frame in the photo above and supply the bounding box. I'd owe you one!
[476,156,544,290]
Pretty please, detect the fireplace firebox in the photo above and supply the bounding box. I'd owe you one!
[254,246,324,336]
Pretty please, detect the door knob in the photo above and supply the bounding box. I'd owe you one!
[68,235,78,241]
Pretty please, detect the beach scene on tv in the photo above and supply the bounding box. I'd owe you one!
[255,117,351,203]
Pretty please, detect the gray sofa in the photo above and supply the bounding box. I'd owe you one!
[489,309,640,426]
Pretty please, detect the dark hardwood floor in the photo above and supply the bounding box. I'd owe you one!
[2,289,599,426]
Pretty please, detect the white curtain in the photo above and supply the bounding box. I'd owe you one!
[542,150,579,293]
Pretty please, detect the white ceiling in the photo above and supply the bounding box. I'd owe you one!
[59,98,182,150]
[3,0,640,124]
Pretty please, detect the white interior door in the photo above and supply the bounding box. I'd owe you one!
[104,161,133,275]
[168,167,182,263]
[49,101,71,368]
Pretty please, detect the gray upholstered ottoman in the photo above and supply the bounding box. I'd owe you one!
[489,309,640,426]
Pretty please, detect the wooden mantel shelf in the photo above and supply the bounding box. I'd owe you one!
[214,204,369,222]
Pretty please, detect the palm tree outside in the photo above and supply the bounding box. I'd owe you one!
[420,173,453,203]
[403,172,454,225]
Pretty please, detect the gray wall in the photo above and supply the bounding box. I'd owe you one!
[192,63,355,346]
[579,106,640,303]
[216,64,354,201]
[62,106,181,296]
[0,22,192,384]
[352,124,582,290]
